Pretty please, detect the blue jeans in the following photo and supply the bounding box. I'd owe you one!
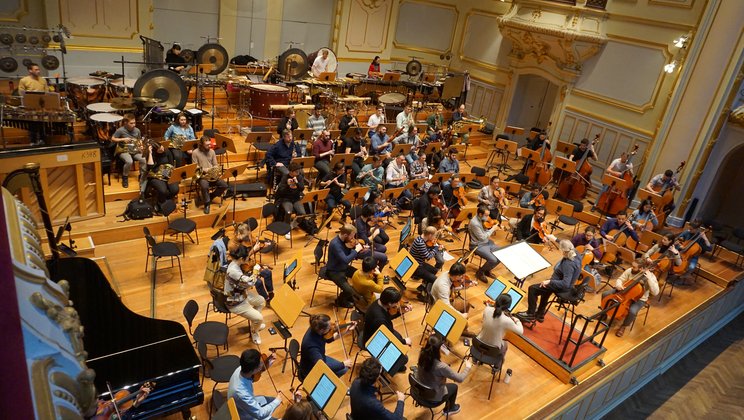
[326,356,349,377]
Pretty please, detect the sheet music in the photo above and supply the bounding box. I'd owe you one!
[310,374,335,409]
[493,241,551,280]
[366,331,387,358]
[442,250,455,262]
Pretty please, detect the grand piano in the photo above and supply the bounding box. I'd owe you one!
[48,257,204,418]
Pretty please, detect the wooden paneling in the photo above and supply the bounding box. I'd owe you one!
[345,0,393,53]
[59,0,138,39]
[468,79,505,125]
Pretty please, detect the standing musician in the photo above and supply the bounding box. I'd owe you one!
[675,219,712,276]
[344,128,367,183]
[645,169,681,212]
[438,148,460,174]
[478,176,509,221]
[593,151,633,211]
[192,135,227,214]
[307,104,327,139]
[426,105,445,138]
[311,49,332,78]
[112,113,146,189]
[571,226,603,260]
[516,206,557,245]
[567,138,598,162]
[370,125,393,159]
[274,163,306,227]
[367,55,382,78]
[355,205,390,269]
[630,199,659,232]
[350,358,406,419]
[227,349,281,420]
[225,245,267,344]
[361,287,412,374]
[350,257,385,310]
[394,105,415,142]
[164,112,196,167]
[643,232,682,276]
[469,205,502,282]
[145,141,179,207]
[165,44,186,72]
[385,154,413,203]
[277,107,299,135]
[517,240,581,323]
[357,156,385,194]
[321,162,351,219]
[519,183,545,209]
[366,106,386,138]
[265,129,303,183]
[18,63,52,146]
[601,258,659,337]
[299,314,355,379]
[600,210,640,244]
[338,106,359,138]
[326,224,365,308]
[451,104,467,124]
[478,293,524,355]
[312,129,335,180]
[410,226,445,288]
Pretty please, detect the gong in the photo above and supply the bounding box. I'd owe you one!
[196,43,229,75]
[133,69,188,109]
[0,57,18,73]
[41,55,60,71]
[406,59,422,77]
[278,48,308,80]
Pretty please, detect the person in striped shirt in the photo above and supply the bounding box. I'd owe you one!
[409,226,443,288]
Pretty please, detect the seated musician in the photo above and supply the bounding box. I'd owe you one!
[274,163,306,228]
[321,162,351,220]
[338,106,359,138]
[367,55,382,78]
[192,135,227,214]
[593,150,632,210]
[600,210,640,244]
[393,105,414,143]
[370,125,393,159]
[431,262,469,314]
[516,240,581,323]
[145,142,179,207]
[643,232,682,274]
[227,349,281,420]
[299,313,355,379]
[312,130,335,180]
[311,49,331,78]
[478,293,524,355]
[165,43,186,72]
[357,156,384,194]
[426,105,445,138]
[520,184,544,209]
[675,219,712,276]
[307,104,327,139]
[277,106,299,135]
[18,62,52,146]
[385,154,413,203]
[409,151,430,181]
[405,143,420,166]
[326,224,365,308]
[438,148,460,174]
[366,106,386,138]
[478,176,509,221]
[265,129,303,184]
[112,113,146,189]
[645,169,681,213]
[415,334,472,416]
[397,125,420,146]
[228,223,274,302]
[413,185,440,228]
[571,225,603,261]
[441,175,463,226]
[351,358,406,419]
[451,104,467,124]
[410,226,445,288]
[601,259,659,337]
[630,199,659,232]
[355,205,390,268]
[361,288,412,367]
[226,245,267,344]
[350,257,385,310]
[516,206,556,245]
[164,112,196,166]
[469,205,502,282]
[344,128,367,183]
[526,130,550,151]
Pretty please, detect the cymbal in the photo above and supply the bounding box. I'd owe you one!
[133,69,188,109]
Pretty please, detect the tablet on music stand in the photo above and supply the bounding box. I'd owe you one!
[424,300,467,343]
[433,311,456,338]
[302,361,347,418]
[310,374,335,410]
[505,287,526,311]
[364,325,408,374]
[389,249,419,284]
[283,252,302,283]
[484,277,508,301]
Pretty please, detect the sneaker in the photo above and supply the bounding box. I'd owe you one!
[204,204,210,215]
[122,177,129,188]
[252,332,262,345]
[444,404,461,415]
[258,323,266,331]
[284,232,291,240]
[515,311,535,321]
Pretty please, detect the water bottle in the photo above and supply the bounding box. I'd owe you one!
[504,368,513,384]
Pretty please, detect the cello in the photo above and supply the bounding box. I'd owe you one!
[557,134,600,201]
[672,227,706,275]
[600,267,651,321]
[654,161,685,228]
[596,145,639,216]
[526,123,553,186]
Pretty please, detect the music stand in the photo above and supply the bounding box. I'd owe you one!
[601,173,625,190]
[490,138,518,175]
[500,181,523,199]
[328,129,341,140]
[330,153,355,168]
[245,132,275,163]
[493,241,552,287]
[291,156,315,172]
[382,186,406,203]
[179,139,199,152]
[407,178,427,193]
[391,143,413,157]
[364,325,409,375]
[637,188,663,209]
[167,163,197,185]
[294,129,315,143]
[520,147,540,164]
[215,133,238,153]
[430,173,450,185]
[557,141,574,156]
[424,142,442,155]
[270,282,306,371]
[423,300,468,344]
[222,163,250,224]
[553,157,577,185]
[381,123,397,134]
[302,361,348,419]
[502,206,534,224]
[300,189,331,245]
[455,205,479,224]
[343,186,369,206]
[505,126,525,141]
[389,249,419,288]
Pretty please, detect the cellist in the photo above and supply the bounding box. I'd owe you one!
[643,232,682,277]
[645,169,681,212]
[593,151,632,212]
[675,220,713,278]
[600,210,640,245]
[600,259,659,338]
[630,199,659,232]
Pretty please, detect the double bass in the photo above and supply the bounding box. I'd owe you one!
[596,145,639,216]
[654,161,685,229]
[557,134,600,201]
[525,123,553,186]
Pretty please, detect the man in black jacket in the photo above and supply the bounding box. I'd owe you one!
[362,288,411,374]
[350,358,405,419]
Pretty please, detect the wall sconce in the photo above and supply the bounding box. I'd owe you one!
[673,35,689,49]
[664,61,677,74]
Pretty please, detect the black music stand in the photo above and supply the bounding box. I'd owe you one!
[491,137,518,176]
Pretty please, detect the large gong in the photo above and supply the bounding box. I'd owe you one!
[196,43,229,75]
[133,69,188,109]
[306,47,338,73]
[278,48,308,80]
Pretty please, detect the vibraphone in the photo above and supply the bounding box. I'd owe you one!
[2,108,75,138]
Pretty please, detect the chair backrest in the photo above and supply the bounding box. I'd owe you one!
[471,166,486,177]
[183,299,199,330]
[472,337,504,367]
[567,199,584,213]
[313,239,328,265]
[211,390,227,414]
[161,199,177,218]
[288,339,300,365]
[408,372,439,402]
[262,203,276,219]
[143,226,157,249]
[245,217,259,232]
[733,227,744,241]
[210,288,230,314]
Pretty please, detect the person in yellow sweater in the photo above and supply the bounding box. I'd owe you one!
[18,63,52,146]
[350,257,385,310]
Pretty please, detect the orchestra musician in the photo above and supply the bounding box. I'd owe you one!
[643,232,682,275]
[601,259,659,337]
[357,155,384,194]
[274,163,307,230]
[593,151,632,211]
[112,113,146,189]
[164,112,196,166]
[311,49,332,78]
[469,205,502,282]
[526,130,550,151]
[451,104,467,124]
[415,334,472,416]
[630,199,659,232]
[367,55,382,78]
[192,135,227,214]
[361,287,412,372]
[438,148,460,174]
[600,210,640,244]
[385,154,413,203]
[571,226,603,260]
[409,151,430,182]
[516,206,557,245]
[394,105,415,142]
[355,205,390,269]
[307,104,327,139]
[299,314,355,379]
[145,141,179,207]
[349,257,385,310]
[321,162,351,220]
[410,226,445,289]
[165,44,186,72]
[397,125,420,146]
[519,183,544,209]
[225,245,267,344]
[265,129,303,184]
[227,349,281,420]
[312,129,335,180]
[338,106,359,138]
[426,105,445,138]
[227,223,274,302]
[277,107,299,135]
[431,262,472,316]
[442,175,464,225]
[675,219,712,277]
[477,293,524,355]
[370,125,393,159]
[478,176,509,221]
[326,224,365,308]
[516,240,581,323]
[18,62,52,146]
[645,169,681,213]
[344,128,367,183]
[567,137,598,162]
[366,106,386,138]
[350,358,406,419]
[413,185,441,229]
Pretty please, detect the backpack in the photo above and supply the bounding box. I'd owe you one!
[120,198,153,221]
[298,217,319,235]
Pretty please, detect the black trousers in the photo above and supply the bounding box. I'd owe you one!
[413,261,438,285]
[326,269,360,305]
[527,283,567,315]
[198,178,227,205]
[148,179,179,206]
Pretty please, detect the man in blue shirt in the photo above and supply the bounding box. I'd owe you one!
[265,129,302,184]
[350,358,405,419]
[227,349,282,420]
[370,125,392,158]
[299,313,355,379]
[438,148,460,174]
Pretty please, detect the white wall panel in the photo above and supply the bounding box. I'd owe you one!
[461,12,509,67]
[393,1,457,53]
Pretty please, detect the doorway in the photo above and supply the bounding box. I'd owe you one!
[506,74,559,132]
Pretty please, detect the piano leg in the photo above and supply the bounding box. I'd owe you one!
[181,408,192,419]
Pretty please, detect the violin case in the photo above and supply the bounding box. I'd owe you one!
[225,182,267,198]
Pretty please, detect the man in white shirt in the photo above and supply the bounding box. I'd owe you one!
[385,154,413,203]
[394,105,414,142]
[601,258,659,337]
[311,49,331,78]
[366,106,386,137]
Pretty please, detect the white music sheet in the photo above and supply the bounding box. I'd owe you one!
[493,241,551,280]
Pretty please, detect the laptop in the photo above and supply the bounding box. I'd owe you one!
[319,72,336,82]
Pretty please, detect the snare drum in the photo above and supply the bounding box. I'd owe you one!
[67,77,105,110]
[89,112,123,142]
[248,84,289,119]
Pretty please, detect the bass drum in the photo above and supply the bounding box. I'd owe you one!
[133,69,188,109]
[306,47,338,74]
[67,77,105,110]
[248,84,289,119]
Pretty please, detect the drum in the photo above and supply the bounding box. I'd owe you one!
[111,78,136,97]
[89,112,123,143]
[86,102,116,114]
[248,84,289,119]
[67,77,105,110]
[307,48,338,74]
[378,92,406,106]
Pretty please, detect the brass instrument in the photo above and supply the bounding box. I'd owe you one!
[169,134,188,149]
[196,165,224,182]
[115,137,145,155]
[149,163,174,181]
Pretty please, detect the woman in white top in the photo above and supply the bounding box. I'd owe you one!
[224,245,266,344]
[477,293,524,354]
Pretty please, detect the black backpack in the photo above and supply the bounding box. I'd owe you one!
[121,198,154,221]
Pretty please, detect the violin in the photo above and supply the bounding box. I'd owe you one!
[253,352,277,382]
[323,321,357,341]
[483,216,500,230]
[388,300,413,316]
[528,187,547,208]
[93,382,155,420]
[532,215,556,249]
[452,274,477,289]
[344,236,366,249]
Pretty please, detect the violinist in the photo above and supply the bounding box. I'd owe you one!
[345,127,367,182]
[516,206,556,245]
[413,185,440,228]
[478,293,523,355]
[646,169,681,213]
[415,334,472,416]
[469,205,502,282]
[338,106,359,138]
[366,105,386,138]
[327,224,365,308]
[675,219,712,276]
[362,287,412,374]
[630,199,659,232]
[600,210,640,244]
[478,175,509,220]
[410,226,445,289]
[438,148,460,174]
[351,358,406,419]
[145,140,179,208]
[519,183,544,209]
[225,245,267,344]
[516,240,581,323]
[274,163,306,230]
[442,175,464,226]
[321,162,351,219]
[312,129,335,180]
[350,257,385,310]
[227,349,281,420]
[227,223,274,301]
[571,226,603,260]
[592,151,632,211]
[600,259,659,337]
[643,232,682,276]
[355,205,390,269]
[192,135,227,214]
[431,262,476,319]
[299,314,355,379]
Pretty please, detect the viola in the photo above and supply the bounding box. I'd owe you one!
[93,382,155,420]
[483,217,500,230]
[323,321,357,340]
[344,236,366,249]
[253,352,277,382]
[454,185,468,207]
[452,274,477,289]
